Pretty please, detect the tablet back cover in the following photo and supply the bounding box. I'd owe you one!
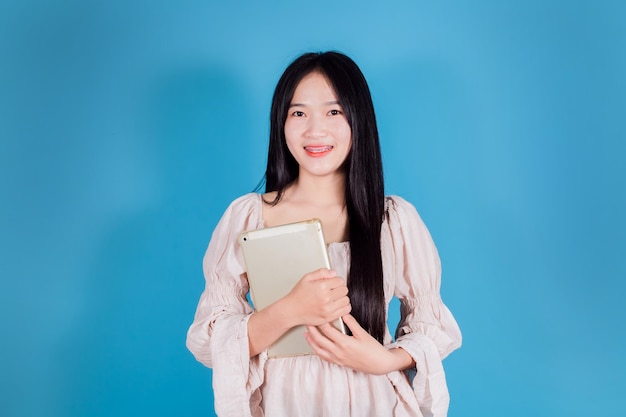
[239,219,334,357]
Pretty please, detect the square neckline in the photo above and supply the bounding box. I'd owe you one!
[255,193,349,248]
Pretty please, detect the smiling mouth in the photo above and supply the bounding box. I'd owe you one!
[304,145,333,155]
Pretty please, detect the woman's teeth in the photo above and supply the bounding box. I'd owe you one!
[304,145,333,153]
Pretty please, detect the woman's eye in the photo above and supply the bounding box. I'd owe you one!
[329,109,343,116]
[292,111,305,117]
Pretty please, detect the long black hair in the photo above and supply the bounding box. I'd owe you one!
[261,51,386,343]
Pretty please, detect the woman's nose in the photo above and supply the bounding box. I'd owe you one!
[304,114,327,138]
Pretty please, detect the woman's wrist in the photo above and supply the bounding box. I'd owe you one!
[385,347,415,373]
[267,296,299,329]
[248,298,297,357]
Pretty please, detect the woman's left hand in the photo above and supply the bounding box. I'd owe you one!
[304,314,414,375]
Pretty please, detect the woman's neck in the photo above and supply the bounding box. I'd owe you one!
[287,172,346,208]
[262,171,348,242]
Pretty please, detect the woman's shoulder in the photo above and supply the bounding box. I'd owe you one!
[384,195,419,217]
[383,194,435,240]
[383,194,431,231]
[227,192,262,209]
[216,192,263,228]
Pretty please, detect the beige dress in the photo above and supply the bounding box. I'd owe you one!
[186,193,462,417]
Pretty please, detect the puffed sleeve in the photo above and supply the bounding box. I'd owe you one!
[384,196,462,417]
[186,193,267,417]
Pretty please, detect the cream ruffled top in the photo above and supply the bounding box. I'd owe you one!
[187,193,462,417]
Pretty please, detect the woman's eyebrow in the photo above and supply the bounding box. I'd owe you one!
[288,101,341,107]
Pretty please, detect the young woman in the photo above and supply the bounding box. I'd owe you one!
[187,51,462,417]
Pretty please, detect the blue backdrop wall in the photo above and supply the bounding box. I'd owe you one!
[1,1,624,416]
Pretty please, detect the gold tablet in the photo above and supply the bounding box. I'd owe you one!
[239,219,347,358]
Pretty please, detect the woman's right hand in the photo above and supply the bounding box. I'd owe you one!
[247,268,350,357]
[283,268,351,327]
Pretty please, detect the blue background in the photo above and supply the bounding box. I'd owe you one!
[1,1,625,416]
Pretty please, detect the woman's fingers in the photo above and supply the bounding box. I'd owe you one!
[340,314,364,337]
[315,322,346,343]
[305,325,339,357]
[286,269,350,326]
[302,268,336,281]
[331,281,349,297]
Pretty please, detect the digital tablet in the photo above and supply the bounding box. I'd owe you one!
[239,218,347,358]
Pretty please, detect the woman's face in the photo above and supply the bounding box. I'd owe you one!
[284,71,352,180]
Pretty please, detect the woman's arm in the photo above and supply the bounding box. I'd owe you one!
[248,268,351,357]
